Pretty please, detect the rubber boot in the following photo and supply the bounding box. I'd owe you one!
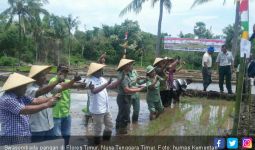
[149,112,156,120]
[117,127,128,135]
[85,115,90,127]
[103,130,112,141]
[132,114,139,124]
[94,136,101,145]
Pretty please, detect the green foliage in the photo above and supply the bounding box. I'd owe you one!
[223,24,234,49]
[194,22,213,39]
[0,56,18,66]
[0,2,235,70]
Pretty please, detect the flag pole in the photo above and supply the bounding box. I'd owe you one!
[232,0,250,136]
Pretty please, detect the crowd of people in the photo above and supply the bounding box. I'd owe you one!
[0,52,192,146]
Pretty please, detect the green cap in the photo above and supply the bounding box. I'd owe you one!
[146,65,155,74]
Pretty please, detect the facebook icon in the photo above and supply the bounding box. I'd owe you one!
[214,138,225,149]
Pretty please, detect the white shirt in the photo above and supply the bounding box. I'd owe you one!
[202,52,212,67]
[87,76,109,114]
[216,51,234,66]
[25,83,55,132]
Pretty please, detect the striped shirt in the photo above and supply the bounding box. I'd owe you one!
[0,92,32,136]
[216,51,234,66]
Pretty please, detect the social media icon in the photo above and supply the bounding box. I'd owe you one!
[227,138,238,149]
[214,138,225,149]
[242,138,252,149]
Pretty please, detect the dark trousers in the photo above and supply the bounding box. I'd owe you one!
[172,90,182,104]
[116,94,131,129]
[219,65,232,93]
[131,94,140,122]
[160,90,172,107]
[202,67,212,91]
[31,128,55,143]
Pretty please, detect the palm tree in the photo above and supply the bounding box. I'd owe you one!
[191,0,240,61]
[28,0,49,63]
[0,0,48,65]
[64,14,79,66]
[119,0,172,57]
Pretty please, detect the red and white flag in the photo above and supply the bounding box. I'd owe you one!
[124,32,128,40]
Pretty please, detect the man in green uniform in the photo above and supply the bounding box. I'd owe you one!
[128,65,146,123]
[146,65,164,120]
[115,59,144,134]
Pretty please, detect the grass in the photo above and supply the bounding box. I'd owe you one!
[0,66,58,73]
[130,97,234,136]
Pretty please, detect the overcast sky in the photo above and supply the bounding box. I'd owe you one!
[0,0,254,37]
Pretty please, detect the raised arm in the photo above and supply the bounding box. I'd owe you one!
[35,80,60,97]
[90,79,112,94]
[53,74,82,92]
[20,95,60,115]
[124,86,143,94]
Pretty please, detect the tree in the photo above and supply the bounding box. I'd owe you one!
[193,22,213,39]
[0,0,48,65]
[223,24,235,49]
[191,0,240,62]
[28,0,49,63]
[43,15,68,65]
[178,31,184,38]
[74,30,86,57]
[64,14,79,66]
[119,0,172,57]
[183,33,195,38]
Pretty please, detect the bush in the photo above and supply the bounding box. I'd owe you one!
[0,56,18,66]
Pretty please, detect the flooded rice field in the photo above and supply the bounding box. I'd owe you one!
[0,80,238,136]
[70,92,234,136]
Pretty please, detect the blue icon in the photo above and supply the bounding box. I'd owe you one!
[227,138,238,149]
[214,138,225,149]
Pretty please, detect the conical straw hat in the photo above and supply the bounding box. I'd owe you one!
[29,65,51,78]
[2,73,35,91]
[153,57,164,66]
[87,63,106,76]
[117,59,134,71]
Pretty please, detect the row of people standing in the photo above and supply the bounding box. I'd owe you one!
[87,55,191,145]
[0,55,190,146]
[0,65,85,146]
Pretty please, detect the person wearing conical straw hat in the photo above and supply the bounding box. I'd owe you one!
[115,58,144,134]
[0,73,60,145]
[86,62,123,145]
[127,62,146,124]
[153,57,171,108]
[145,65,164,120]
[48,64,84,146]
[165,56,181,107]
[25,65,82,142]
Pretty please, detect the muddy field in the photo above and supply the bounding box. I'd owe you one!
[70,92,234,136]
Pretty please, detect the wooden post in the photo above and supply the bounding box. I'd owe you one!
[247,77,252,135]
[232,54,246,135]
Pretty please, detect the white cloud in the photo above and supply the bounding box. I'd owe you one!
[183,16,218,26]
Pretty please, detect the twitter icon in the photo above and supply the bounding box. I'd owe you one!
[227,138,238,149]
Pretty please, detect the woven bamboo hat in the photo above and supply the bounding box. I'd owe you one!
[87,63,106,76]
[117,59,134,71]
[2,73,35,91]
[153,57,164,66]
[28,65,51,78]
